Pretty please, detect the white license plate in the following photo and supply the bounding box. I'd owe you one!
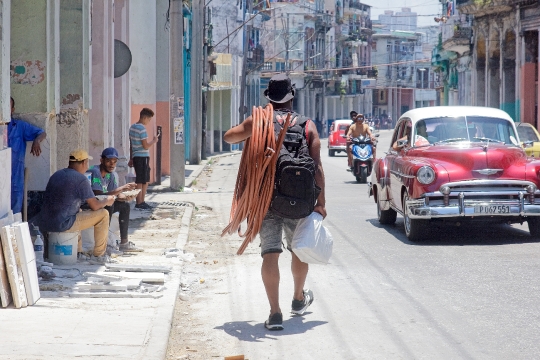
[474,205,510,214]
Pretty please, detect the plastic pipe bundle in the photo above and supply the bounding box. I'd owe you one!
[222,104,290,255]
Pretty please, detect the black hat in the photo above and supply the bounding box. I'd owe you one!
[264,73,295,103]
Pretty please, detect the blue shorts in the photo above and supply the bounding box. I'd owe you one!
[259,210,299,257]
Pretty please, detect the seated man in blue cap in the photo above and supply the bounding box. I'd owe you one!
[88,147,142,252]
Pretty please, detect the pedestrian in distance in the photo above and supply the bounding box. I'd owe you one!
[8,97,47,214]
[88,147,143,252]
[223,73,327,331]
[30,149,115,264]
[128,108,160,210]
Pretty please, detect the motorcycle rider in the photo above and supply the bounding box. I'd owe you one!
[346,114,377,170]
[345,111,357,170]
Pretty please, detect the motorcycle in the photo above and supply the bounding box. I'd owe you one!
[350,135,376,183]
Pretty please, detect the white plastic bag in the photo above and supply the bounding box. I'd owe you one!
[292,212,333,264]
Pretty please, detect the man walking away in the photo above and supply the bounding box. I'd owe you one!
[223,73,326,331]
[129,108,160,210]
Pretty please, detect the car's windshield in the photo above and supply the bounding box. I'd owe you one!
[414,116,518,146]
[517,125,540,142]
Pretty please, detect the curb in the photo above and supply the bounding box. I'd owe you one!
[142,205,194,359]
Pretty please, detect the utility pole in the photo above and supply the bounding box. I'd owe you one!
[239,0,252,123]
[169,0,185,190]
[201,4,210,160]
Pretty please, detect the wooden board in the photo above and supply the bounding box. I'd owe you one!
[105,264,171,273]
[97,271,165,283]
[0,215,14,307]
[0,233,13,307]
[68,292,162,299]
[13,223,40,305]
[0,225,27,308]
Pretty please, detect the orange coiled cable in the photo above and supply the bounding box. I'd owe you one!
[222,103,290,255]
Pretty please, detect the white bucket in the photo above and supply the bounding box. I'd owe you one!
[48,232,79,265]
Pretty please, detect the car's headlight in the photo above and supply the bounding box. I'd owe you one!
[417,166,436,184]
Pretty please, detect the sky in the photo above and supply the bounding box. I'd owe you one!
[360,0,443,28]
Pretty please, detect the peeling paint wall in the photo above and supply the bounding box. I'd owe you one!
[10,0,48,113]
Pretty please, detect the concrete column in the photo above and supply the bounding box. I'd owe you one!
[57,0,91,170]
[114,0,131,166]
[298,89,305,115]
[347,96,353,114]
[500,29,504,107]
[129,0,157,181]
[209,90,214,154]
[189,0,204,164]
[156,0,170,175]
[47,0,60,114]
[219,90,223,153]
[10,0,58,191]
[0,0,11,217]
[515,26,521,121]
[538,28,540,125]
[484,36,489,107]
[88,1,114,160]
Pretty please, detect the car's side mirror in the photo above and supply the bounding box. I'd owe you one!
[397,139,408,148]
[523,141,533,148]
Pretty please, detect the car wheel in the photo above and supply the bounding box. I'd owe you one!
[528,217,540,238]
[360,167,368,183]
[328,149,335,157]
[377,198,397,225]
[402,193,429,241]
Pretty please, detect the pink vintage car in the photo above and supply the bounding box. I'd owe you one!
[369,106,540,241]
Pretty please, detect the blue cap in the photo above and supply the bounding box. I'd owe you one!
[101,147,119,159]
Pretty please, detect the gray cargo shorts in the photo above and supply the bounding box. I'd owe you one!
[259,210,300,257]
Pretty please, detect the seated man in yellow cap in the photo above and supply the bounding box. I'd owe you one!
[30,149,116,264]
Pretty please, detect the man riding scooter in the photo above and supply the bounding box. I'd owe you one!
[346,114,377,171]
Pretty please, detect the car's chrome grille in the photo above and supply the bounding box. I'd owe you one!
[423,180,540,205]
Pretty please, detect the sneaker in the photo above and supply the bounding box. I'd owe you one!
[291,289,314,315]
[264,312,284,331]
[135,202,153,210]
[346,167,352,172]
[106,245,124,258]
[119,241,144,252]
[88,255,111,265]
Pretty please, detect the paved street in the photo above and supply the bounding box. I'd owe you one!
[168,130,540,359]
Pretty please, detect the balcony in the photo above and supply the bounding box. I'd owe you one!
[346,0,369,14]
[458,0,513,15]
[442,25,472,55]
[246,45,264,71]
[315,13,333,33]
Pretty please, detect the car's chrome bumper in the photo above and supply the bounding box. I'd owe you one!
[406,195,540,219]
[329,145,346,150]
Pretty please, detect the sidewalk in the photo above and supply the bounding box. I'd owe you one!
[0,153,233,360]
[148,152,237,193]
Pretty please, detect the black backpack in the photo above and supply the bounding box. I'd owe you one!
[270,110,321,219]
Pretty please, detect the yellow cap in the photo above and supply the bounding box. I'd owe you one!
[69,149,93,161]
